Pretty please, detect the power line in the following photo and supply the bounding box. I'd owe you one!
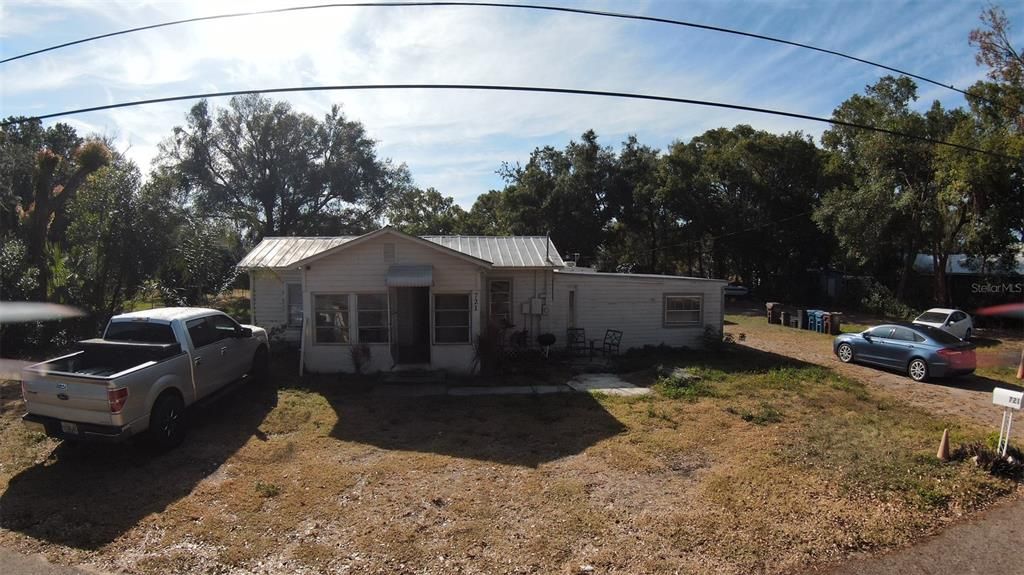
[0,1,1001,111]
[1,84,1017,160]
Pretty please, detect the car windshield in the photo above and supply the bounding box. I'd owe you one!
[914,325,964,345]
[104,321,177,344]
[915,312,948,323]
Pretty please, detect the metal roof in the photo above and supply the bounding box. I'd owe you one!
[237,237,355,269]
[422,236,565,267]
[554,268,728,283]
[238,234,564,269]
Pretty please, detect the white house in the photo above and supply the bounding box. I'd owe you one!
[237,227,726,374]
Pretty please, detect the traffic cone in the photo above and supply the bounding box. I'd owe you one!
[1016,348,1023,380]
[937,428,950,462]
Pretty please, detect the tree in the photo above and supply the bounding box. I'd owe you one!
[385,187,467,235]
[968,4,1024,131]
[0,118,111,298]
[158,95,412,241]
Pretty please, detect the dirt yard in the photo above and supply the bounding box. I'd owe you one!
[724,308,1024,439]
[1,341,1020,575]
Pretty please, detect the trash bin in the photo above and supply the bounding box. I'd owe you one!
[781,311,791,327]
[766,302,782,324]
[828,312,843,335]
[822,312,831,334]
[796,309,807,330]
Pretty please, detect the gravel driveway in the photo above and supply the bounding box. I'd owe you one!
[731,317,1024,439]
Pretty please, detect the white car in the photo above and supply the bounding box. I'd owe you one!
[912,308,973,340]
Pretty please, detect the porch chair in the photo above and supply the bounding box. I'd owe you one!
[567,328,587,356]
[600,329,623,356]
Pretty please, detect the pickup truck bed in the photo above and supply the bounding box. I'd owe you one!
[49,339,183,377]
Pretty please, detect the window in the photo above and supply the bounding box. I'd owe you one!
[435,293,471,343]
[868,326,894,338]
[357,293,389,343]
[891,327,916,341]
[489,279,512,326]
[314,294,350,344]
[105,322,176,343]
[286,283,303,326]
[209,314,240,341]
[664,295,702,325]
[186,317,217,348]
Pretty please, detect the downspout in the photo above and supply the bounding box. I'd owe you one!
[248,270,255,324]
[299,265,307,377]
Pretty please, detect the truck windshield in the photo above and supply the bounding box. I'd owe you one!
[105,322,177,343]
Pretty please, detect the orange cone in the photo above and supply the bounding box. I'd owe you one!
[1017,348,1023,380]
[937,428,950,462]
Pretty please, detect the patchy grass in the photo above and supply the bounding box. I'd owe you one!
[0,346,1019,575]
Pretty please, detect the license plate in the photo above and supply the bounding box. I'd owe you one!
[60,421,79,435]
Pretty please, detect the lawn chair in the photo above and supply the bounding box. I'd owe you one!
[600,329,622,356]
[567,328,587,356]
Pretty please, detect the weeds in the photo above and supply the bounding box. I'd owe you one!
[255,481,281,498]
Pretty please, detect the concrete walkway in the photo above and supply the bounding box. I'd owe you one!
[374,373,651,398]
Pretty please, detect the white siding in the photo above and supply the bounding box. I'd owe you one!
[482,269,556,337]
[302,234,484,374]
[549,272,725,350]
[251,269,302,342]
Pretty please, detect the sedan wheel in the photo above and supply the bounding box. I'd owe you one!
[908,358,929,382]
[837,343,854,363]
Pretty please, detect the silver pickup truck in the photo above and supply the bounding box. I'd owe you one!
[21,307,269,449]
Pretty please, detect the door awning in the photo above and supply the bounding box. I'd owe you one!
[386,264,434,287]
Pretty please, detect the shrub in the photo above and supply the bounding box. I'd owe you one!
[655,369,715,401]
[350,343,371,374]
[255,481,281,498]
[951,442,1024,481]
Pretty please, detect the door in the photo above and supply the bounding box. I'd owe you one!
[886,327,921,368]
[186,317,228,397]
[394,287,431,365]
[858,326,895,365]
[208,314,250,382]
[947,311,969,338]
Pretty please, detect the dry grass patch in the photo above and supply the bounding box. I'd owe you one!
[0,346,1019,575]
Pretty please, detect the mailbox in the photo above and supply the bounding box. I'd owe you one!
[993,388,1023,410]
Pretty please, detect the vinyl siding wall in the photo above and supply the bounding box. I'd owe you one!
[251,269,302,342]
[549,272,725,350]
[302,235,484,374]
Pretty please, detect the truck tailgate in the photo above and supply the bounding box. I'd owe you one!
[22,373,113,426]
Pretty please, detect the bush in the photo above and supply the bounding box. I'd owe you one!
[843,277,918,319]
[952,442,1024,481]
[655,368,715,401]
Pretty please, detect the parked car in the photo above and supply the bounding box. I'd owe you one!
[20,307,269,449]
[723,283,750,297]
[833,323,975,382]
[912,307,973,340]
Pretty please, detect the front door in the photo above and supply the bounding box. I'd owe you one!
[392,287,431,365]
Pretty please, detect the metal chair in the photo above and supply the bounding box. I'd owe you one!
[567,328,587,356]
[600,329,623,356]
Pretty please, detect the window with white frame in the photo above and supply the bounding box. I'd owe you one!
[664,294,702,326]
[357,293,389,343]
[314,294,349,343]
[286,283,303,326]
[488,279,512,326]
[435,293,471,343]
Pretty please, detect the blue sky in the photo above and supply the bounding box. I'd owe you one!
[2,0,1020,208]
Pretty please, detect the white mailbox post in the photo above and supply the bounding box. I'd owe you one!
[993,387,1023,457]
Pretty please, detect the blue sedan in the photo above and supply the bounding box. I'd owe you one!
[833,323,976,382]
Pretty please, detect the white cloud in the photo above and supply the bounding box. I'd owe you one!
[3,0,1014,208]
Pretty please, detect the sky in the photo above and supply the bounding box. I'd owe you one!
[2,0,1021,208]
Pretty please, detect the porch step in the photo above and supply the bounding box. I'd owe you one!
[380,369,448,385]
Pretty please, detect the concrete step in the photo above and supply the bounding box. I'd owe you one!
[380,369,447,385]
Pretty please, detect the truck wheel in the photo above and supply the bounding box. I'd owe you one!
[149,393,186,450]
[250,346,269,386]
